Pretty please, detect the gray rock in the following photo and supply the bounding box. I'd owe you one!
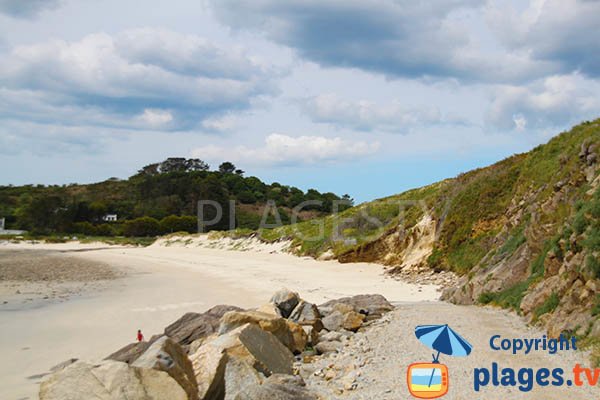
[270,289,300,318]
[322,311,344,331]
[165,305,243,347]
[224,357,263,400]
[289,300,321,325]
[132,336,198,400]
[315,340,342,354]
[319,294,393,321]
[104,334,162,364]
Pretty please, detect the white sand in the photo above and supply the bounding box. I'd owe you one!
[1,240,438,399]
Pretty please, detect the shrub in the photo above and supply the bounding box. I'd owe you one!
[159,215,197,234]
[123,217,161,237]
[586,254,600,279]
[73,221,97,236]
[477,280,530,312]
[534,293,560,320]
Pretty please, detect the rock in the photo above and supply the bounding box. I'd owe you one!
[270,289,300,318]
[286,320,308,353]
[219,310,296,353]
[40,360,187,400]
[224,357,263,400]
[342,311,366,332]
[319,294,393,321]
[132,336,198,400]
[332,303,355,315]
[234,374,318,400]
[302,325,319,346]
[165,305,243,347]
[591,319,600,338]
[520,275,560,316]
[319,331,343,342]
[190,323,294,395]
[190,339,228,400]
[257,303,282,317]
[105,334,162,364]
[315,340,342,355]
[322,311,344,331]
[49,358,78,373]
[289,301,321,326]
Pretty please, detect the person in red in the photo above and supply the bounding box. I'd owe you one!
[136,329,144,342]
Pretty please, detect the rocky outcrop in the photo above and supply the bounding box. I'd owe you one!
[39,360,188,400]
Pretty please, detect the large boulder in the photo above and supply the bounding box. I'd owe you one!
[190,341,228,400]
[219,310,297,353]
[289,300,321,325]
[234,374,318,400]
[105,334,162,364]
[224,357,263,400]
[132,336,198,400]
[190,323,294,399]
[319,294,393,321]
[270,289,300,318]
[39,360,187,400]
[165,305,243,347]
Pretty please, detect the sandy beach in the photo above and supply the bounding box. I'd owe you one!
[1,238,596,400]
[0,239,438,400]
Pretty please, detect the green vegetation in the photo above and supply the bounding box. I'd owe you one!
[478,280,530,313]
[533,293,560,320]
[0,158,352,236]
[498,225,527,257]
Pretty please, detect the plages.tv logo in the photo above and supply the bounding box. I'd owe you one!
[407,324,473,399]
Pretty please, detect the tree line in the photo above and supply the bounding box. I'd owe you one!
[0,158,353,236]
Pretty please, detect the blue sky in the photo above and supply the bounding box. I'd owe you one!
[0,0,599,203]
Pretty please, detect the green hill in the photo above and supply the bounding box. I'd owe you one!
[0,158,352,237]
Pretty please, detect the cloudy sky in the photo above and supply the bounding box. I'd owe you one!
[1,0,599,202]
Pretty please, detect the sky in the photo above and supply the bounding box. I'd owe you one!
[0,0,599,203]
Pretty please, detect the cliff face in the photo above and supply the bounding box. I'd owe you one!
[268,119,600,352]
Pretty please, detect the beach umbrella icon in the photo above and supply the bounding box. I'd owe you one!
[414,324,473,387]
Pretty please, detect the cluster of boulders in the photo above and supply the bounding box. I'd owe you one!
[39,290,393,400]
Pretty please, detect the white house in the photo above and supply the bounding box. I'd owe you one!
[102,214,118,222]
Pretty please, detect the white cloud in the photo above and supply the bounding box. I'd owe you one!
[486,73,600,130]
[0,29,276,133]
[299,94,470,133]
[201,114,239,132]
[191,133,380,166]
[137,109,173,127]
[486,0,600,78]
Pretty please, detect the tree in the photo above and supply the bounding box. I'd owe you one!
[219,161,236,174]
[235,169,245,176]
[185,158,210,172]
